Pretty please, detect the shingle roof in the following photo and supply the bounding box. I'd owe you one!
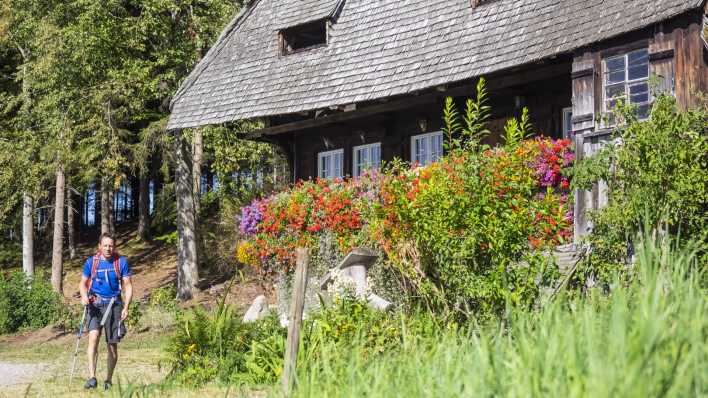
[168,0,703,130]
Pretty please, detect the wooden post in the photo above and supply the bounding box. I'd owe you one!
[282,248,310,394]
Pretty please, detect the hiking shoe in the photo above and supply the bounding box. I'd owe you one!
[104,380,112,390]
[84,377,97,389]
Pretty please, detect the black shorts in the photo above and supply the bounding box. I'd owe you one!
[86,299,127,344]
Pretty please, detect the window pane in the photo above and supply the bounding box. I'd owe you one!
[420,137,428,164]
[360,148,368,166]
[606,56,625,72]
[325,156,331,178]
[372,145,381,167]
[415,139,422,164]
[629,83,649,104]
[628,49,648,66]
[432,134,443,162]
[628,64,648,80]
[334,153,342,178]
[606,70,625,84]
[605,83,625,100]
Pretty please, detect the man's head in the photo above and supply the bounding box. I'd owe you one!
[98,233,116,259]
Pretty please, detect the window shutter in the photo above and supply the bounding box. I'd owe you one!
[648,32,675,96]
[570,52,595,136]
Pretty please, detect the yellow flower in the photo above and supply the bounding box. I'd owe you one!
[236,241,259,266]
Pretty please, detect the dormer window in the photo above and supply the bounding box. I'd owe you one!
[279,20,327,55]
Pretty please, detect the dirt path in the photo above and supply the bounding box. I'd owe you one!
[0,362,51,387]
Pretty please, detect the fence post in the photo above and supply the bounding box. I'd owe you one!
[281,248,310,395]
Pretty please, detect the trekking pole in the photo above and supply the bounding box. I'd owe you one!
[69,305,88,384]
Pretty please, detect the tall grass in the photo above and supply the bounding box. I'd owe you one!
[289,235,706,397]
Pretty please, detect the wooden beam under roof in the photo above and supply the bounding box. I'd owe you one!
[249,61,571,137]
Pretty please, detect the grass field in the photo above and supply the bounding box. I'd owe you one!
[1,235,704,397]
[290,237,706,398]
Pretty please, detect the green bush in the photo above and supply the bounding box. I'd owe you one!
[165,300,285,387]
[292,234,707,398]
[0,241,21,268]
[574,95,708,284]
[165,293,439,387]
[149,285,179,312]
[0,271,66,334]
[136,285,180,332]
[238,80,572,320]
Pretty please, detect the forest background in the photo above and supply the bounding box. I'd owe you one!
[0,0,282,299]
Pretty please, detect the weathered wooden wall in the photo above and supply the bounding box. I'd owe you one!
[287,74,571,180]
[571,9,707,242]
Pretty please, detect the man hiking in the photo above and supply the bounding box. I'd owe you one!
[78,233,133,390]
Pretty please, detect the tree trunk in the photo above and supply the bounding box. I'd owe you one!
[101,178,111,235]
[66,183,76,259]
[192,129,203,216]
[138,174,150,240]
[19,50,34,278]
[51,164,65,294]
[174,129,199,300]
[22,192,34,277]
[192,129,203,270]
[108,189,115,235]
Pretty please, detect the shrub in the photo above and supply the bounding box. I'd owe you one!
[293,233,706,398]
[235,80,573,319]
[0,271,66,334]
[573,95,708,284]
[165,300,285,386]
[138,285,180,332]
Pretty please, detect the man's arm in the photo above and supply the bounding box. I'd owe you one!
[120,276,133,321]
[79,275,90,306]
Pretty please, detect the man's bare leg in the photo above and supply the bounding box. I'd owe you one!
[106,343,118,383]
[86,329,101,378]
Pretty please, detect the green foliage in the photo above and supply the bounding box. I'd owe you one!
[154,231,178,246]
[575,95,708,281]
[502,106,532,146]
[292,234,706,398]
[135,285,180,333]
[149,285,178,312]
[371,138,570,318]
[151,182,177,234]
[166,304,285,387]
[125,301,142,330]
[165,295,439,387]
[0,271,67,334]
[0,241,21,267]
[443,77,491,152]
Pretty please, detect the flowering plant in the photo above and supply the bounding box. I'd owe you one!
[528,138,574,189]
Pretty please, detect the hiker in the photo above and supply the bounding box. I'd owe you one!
[78,233,133,390]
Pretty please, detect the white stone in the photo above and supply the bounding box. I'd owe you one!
[242,295,267,323]
[367,293,392,311]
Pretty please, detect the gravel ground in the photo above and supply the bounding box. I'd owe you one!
[0,362,49,387]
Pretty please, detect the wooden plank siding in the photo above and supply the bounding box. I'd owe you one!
[285,74,571,181]
[571,9,708,242]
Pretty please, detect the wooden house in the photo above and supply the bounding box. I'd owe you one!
[168,0,708,241]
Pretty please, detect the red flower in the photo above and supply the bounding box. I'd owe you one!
[307,224,322,233]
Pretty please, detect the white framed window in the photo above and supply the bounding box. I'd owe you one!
[352,143,381,176]
[411,131,443,166]
[317,149,343,179]
[562,107,573,140]
[603,48,650,119]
